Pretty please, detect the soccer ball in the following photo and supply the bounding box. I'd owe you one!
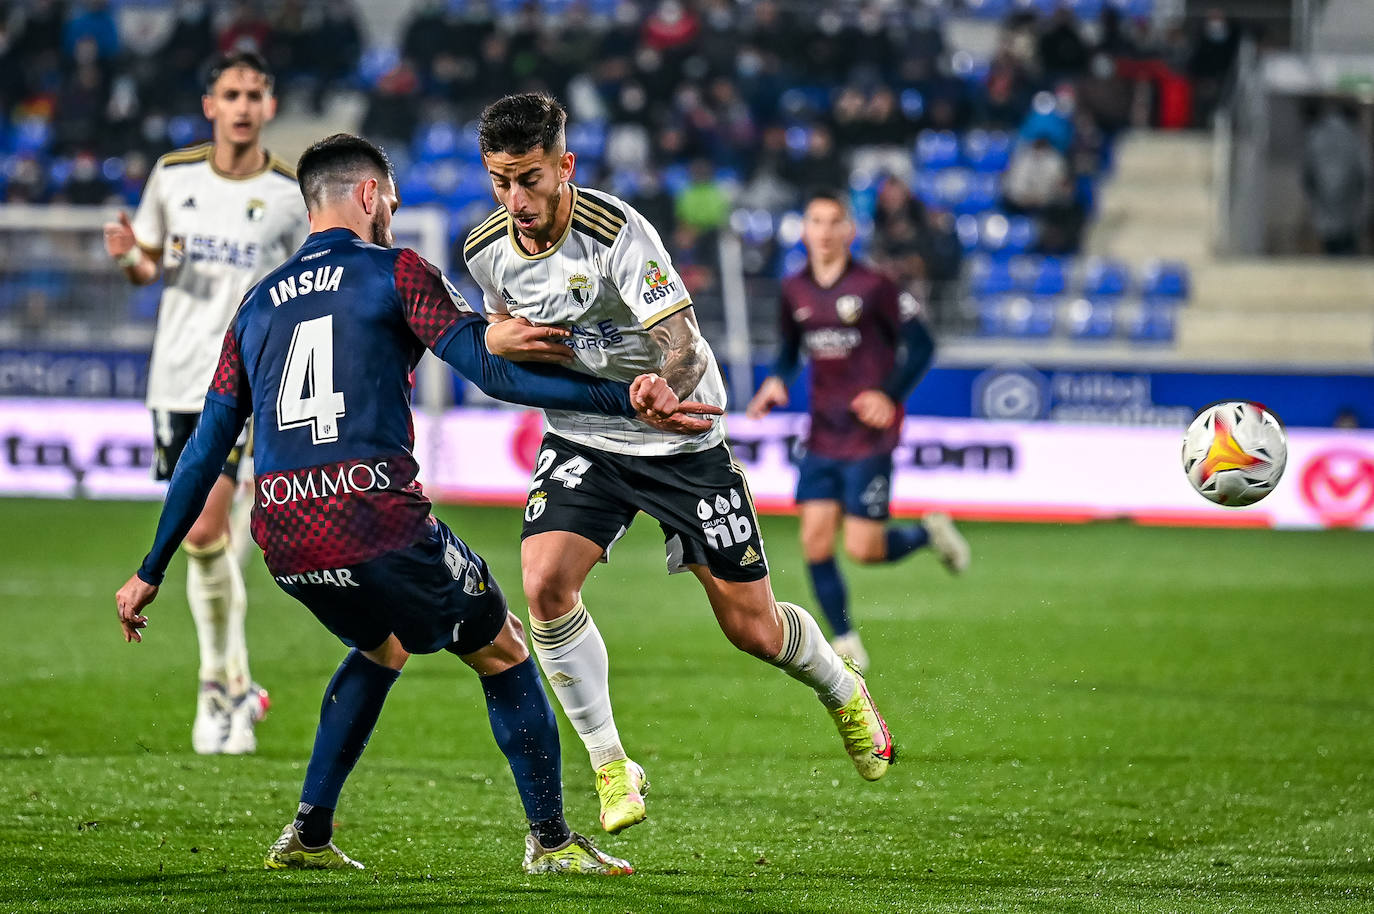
[1182,401,1287,507]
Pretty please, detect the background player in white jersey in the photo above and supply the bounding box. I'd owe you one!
[465,94,896,837]
[102,51,308,755]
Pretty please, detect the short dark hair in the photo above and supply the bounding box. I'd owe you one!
[296,134,394,212]
[805,189,851,215]
[477,93,567,157]
[203,50,274,94]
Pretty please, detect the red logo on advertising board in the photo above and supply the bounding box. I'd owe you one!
[510,410,544,471]
[1300,449,1374,527]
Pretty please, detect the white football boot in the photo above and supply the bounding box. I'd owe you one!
[222,683,270,755]
[829,632,870,674]
[922,512,970,574]
[192,681,230,754]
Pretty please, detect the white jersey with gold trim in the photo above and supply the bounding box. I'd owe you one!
[463,185,725,456]
[132,143,308,411]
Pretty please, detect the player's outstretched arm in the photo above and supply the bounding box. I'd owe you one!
[437,318,638,416]
[118,397,247,641]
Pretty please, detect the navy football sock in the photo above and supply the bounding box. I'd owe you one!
[299,649,400,831]
[482,657,569,845]
[293,802,334,848]
[885,524,930,562]
[807,558,851,636]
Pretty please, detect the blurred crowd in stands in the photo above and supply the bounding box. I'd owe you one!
[0,0,1248,334]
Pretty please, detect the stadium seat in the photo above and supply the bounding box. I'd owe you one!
[566,121,608,164]
[397,164,438,206]
[1126,301,1177,342]
[46,157,73,190]
[976,295,1056,338]
[962,129,1013,173]
[1065,0,1105,18]
[955,173,999,214]
[1003,296,1057,338]
[899,89,925,121]
[357,46,400,88]
[962,0,1012,18]
[929,167,970,211]
[779,246,808,278]
[975,296,1005,335]
[101,156,125,182]
[1109,0,1154,17]
[915,130,960,170]
[415,122,462,161]
[1081,258,1131,297]
[10,119,52,155]
[970,257,1014,297]
[955,213,982,253]
[1011,255,1067,296]
[660,163,691,196]
[980,213,1035,257]
[1140,260,1190,301]
[167,115,203,149]
[1065,297,1117,340]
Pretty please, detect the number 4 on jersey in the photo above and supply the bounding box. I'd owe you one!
[278,314,346,444]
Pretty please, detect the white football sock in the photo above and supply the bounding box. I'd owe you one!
[770,601,856,710]
[529,601,626,770]
[223,566,250,699]
[228,462,256,571]
[185,536,249,696]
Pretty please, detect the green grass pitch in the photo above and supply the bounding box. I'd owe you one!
[0,497,1371,912]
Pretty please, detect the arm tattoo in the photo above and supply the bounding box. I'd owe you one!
[648,310,709,399]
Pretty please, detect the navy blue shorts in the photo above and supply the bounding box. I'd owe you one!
[273,518,508,656]
[795,452,894,520]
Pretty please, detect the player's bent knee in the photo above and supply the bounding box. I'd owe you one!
[844,541,887,564]
[361,635,409,671]
[521,566,579,618]
[183,530,229,557]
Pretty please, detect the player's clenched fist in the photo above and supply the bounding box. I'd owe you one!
[746,376,789,419]
[850,389,896,429]
[103,211,137,259]
[115,574,159,643]
[630,373,722,434]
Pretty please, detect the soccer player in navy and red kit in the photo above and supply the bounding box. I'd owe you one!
[115,134,717,874]
[748,191,970,671]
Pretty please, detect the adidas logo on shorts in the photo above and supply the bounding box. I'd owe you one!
[739,545,762,566]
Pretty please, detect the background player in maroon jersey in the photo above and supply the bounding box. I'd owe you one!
[747,191,970,671]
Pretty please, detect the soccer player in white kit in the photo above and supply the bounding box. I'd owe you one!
[103,51,308,754]
[464,94,896,836]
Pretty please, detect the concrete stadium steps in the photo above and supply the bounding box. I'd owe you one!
[1177,309,1374,364]
[262,94,366,163]
[1110,132,1213,185]
[1089,132,1215,265]
[1085,129,1374,368]
[1190,261,1374,312]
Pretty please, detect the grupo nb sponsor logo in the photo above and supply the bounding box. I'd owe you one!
[1299,449,1374,527]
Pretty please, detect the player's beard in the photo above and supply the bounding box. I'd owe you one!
[516,186,562,242]
[368,208,392,248]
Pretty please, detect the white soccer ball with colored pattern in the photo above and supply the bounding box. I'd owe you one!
[1182,401,1287,506]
